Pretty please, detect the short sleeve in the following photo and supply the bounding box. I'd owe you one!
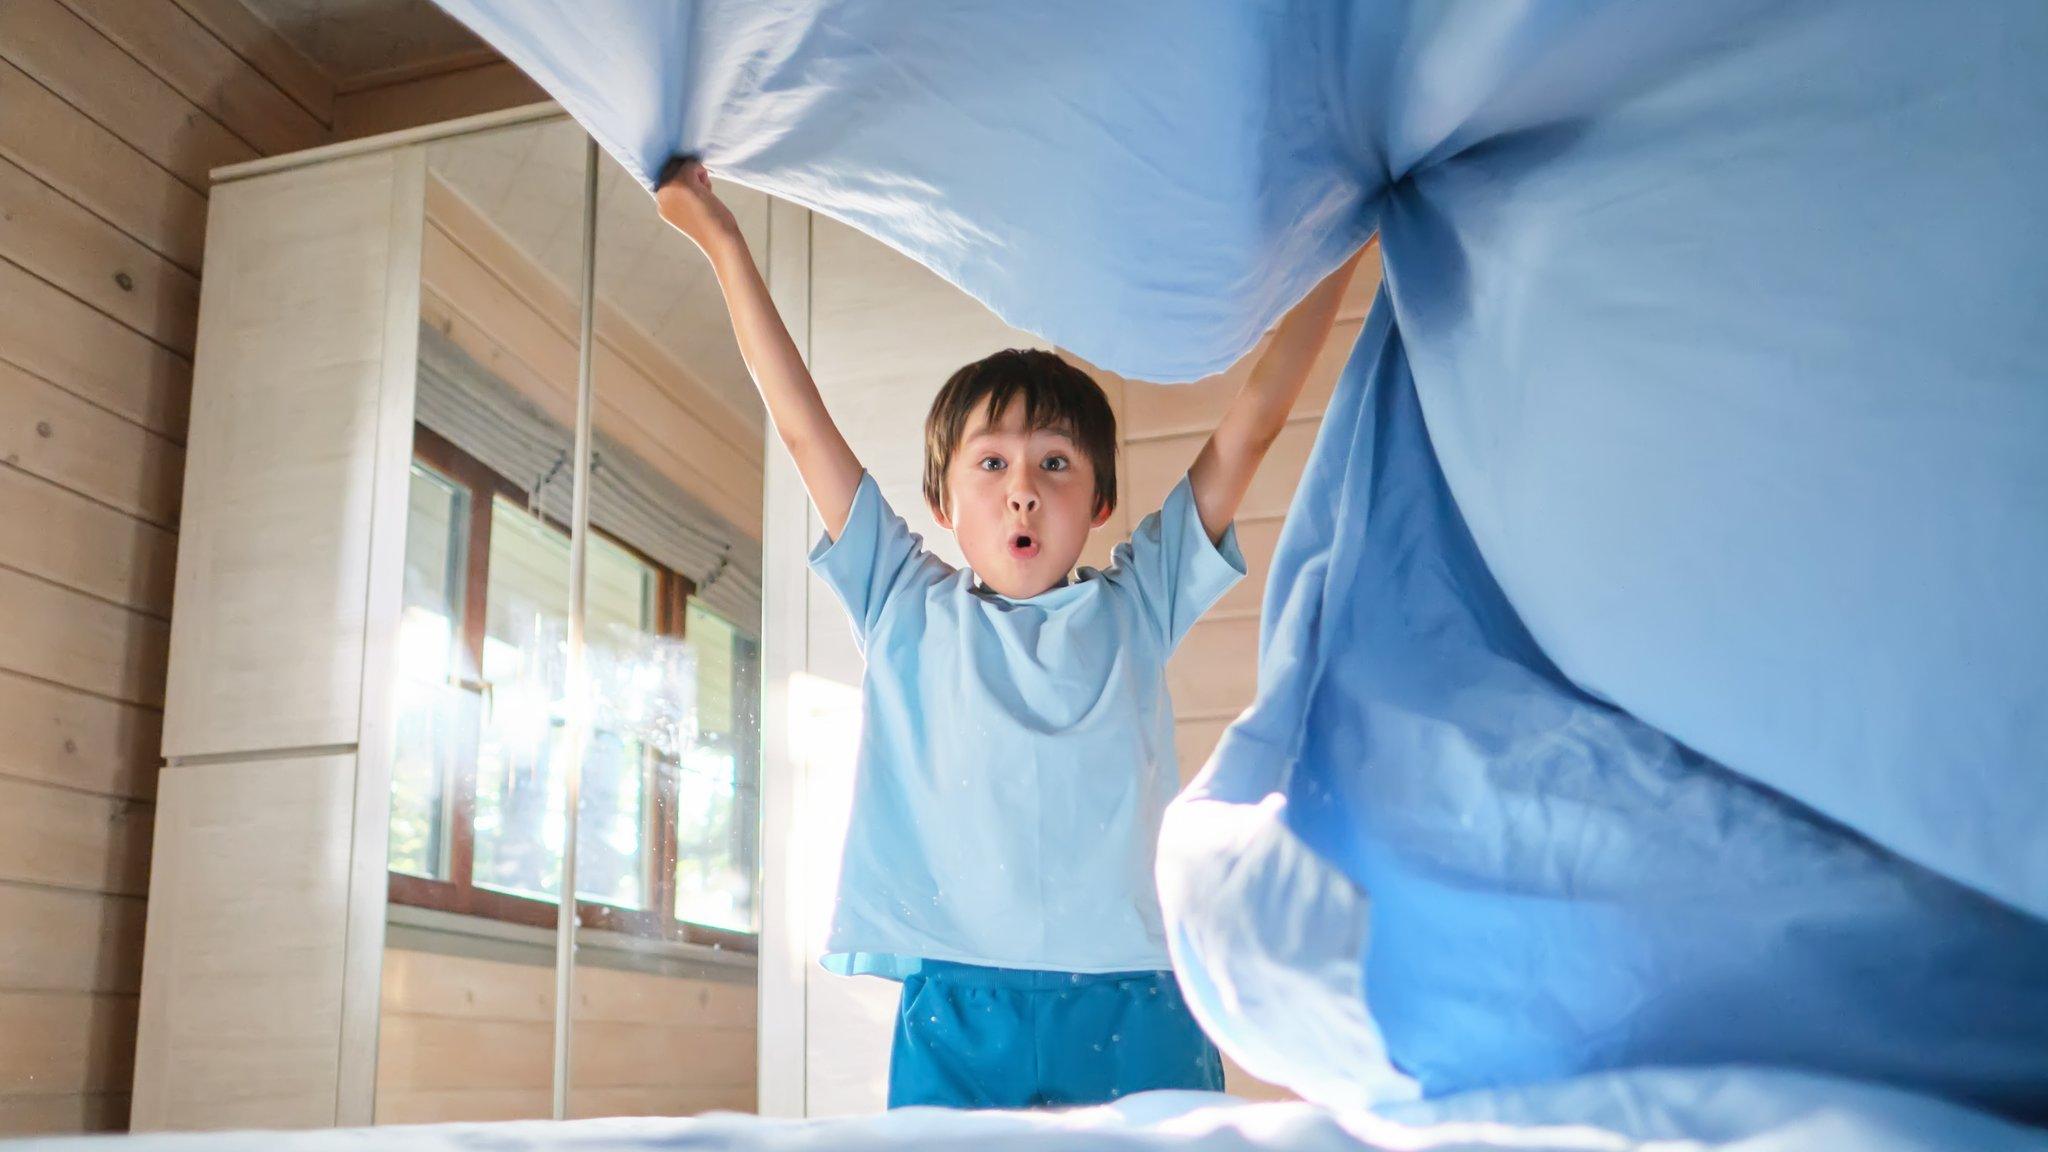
[1107,473,1248,649]
[807,472,952,653]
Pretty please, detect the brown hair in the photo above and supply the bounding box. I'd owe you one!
[922,349,1118,519]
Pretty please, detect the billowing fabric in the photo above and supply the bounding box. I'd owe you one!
[889,961,1223,1109]
[807,472,1244,978]
[434,0,2048,1123]
[1163,296,2048,1119]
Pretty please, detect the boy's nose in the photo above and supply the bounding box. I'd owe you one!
[1008,487,1039,514]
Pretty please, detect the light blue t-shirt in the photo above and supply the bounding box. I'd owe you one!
[809,471,1245,979]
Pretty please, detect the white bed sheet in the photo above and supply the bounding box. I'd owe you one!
[17,1069,2044,1151]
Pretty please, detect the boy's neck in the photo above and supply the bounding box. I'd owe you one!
[973,572,1074,600]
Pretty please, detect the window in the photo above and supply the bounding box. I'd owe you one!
[389,426,759,948]
[673,602,761,933]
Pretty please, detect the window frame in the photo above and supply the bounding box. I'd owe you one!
[389,423,757,954]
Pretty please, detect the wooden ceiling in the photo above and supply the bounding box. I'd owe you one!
[233,0,489,90]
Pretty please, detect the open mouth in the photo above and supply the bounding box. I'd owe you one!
[1007,531,1040,561]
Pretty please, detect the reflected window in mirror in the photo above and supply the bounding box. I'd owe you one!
[389,424,760,947]
[391,462,469,881]
[674,601,760,933]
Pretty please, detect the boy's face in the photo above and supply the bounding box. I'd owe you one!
[932,397,1112,598]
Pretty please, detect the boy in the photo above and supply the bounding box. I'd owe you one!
[656,159,1357,1108]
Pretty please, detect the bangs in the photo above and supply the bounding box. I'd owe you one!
[973,375,1084,441]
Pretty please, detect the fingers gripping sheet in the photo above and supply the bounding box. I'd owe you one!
[433,0,2048,1116]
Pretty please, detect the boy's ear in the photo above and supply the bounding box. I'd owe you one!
[929,497,954,530]
[1091,498,1114,529]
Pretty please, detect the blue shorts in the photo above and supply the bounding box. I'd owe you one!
[887,960,1225,1109]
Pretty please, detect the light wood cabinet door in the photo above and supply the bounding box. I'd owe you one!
[161,148,424,759]
[130,753,359,1130]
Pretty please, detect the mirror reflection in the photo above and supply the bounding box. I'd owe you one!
[376,117,765,1122]
[564,140,770,1118]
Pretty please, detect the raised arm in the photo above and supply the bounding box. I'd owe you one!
[655,159,864,538]
[1187,249,1364,542]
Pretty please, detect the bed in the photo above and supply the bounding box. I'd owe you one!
[19,1069,2047,1151]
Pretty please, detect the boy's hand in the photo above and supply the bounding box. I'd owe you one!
[655,157,742,255]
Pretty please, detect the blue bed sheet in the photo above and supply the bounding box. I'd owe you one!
[431,0,2048,1121]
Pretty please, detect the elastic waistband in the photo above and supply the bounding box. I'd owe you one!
[910,959,1174,991]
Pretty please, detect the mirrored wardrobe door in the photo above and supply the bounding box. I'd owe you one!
[556,140,769,1120]
[373,114,591,1125]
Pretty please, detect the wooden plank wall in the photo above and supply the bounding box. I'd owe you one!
[0,0,333,1135]
[375,948,757,1123]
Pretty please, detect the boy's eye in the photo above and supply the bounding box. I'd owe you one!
[978,456,1005,471]
[1042,455,1069,472]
